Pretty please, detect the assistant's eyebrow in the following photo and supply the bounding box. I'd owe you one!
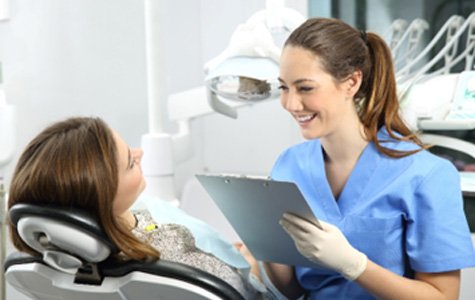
[278,77,315,85]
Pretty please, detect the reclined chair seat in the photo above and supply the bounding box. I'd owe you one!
[4,203,245,300]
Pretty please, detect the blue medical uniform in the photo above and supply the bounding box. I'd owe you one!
[271,127,475,299]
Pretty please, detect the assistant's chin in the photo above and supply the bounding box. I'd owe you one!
[299,127,320,140]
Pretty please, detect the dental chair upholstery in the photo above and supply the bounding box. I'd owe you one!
[4,203,244,300]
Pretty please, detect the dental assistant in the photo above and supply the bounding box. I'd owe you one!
[263,18,475,299]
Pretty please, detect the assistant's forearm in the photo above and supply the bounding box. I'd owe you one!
[356,260,460,300]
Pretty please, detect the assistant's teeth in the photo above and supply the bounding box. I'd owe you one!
[296,114,316,122]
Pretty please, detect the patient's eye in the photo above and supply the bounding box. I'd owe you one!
[129,158,137,169]
[128,148,143,170]
[127,148,136,169]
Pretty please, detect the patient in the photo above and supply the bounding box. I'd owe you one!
[7,116,262,299]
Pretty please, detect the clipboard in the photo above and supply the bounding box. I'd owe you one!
[195,174,321,268]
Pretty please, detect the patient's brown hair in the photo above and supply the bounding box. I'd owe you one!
[8,117,160,260]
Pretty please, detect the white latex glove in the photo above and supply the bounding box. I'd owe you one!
[280,212,367,281]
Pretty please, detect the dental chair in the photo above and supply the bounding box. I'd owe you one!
[3,203,244,300]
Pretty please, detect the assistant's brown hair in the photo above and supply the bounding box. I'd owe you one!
[8,117,160,260]
[285,18,426,157]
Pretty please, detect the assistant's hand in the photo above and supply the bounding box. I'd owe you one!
[280,213,367,281]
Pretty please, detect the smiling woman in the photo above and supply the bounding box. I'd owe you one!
[259,17,475,300]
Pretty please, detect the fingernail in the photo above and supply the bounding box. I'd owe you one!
[279,220,287,229]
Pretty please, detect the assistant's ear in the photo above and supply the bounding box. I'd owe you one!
[345,70,363,98]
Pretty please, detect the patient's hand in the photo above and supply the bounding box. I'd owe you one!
[234,243,262,282]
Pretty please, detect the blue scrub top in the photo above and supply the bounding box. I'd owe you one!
[271,128,475,299]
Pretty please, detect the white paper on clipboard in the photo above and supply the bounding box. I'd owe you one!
[195,173,321,268]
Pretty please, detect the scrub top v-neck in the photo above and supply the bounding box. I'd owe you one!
[270,127,475,299]
[309,140,381,221]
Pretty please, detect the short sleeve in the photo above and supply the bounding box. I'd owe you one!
[406,159,475,272]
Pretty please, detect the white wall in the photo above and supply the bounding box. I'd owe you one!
[0,0,150,183]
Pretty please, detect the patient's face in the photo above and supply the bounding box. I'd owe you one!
[113,131,146,223]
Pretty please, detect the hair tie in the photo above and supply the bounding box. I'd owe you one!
[360,30,368,44]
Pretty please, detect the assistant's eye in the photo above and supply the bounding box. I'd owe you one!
[278,85,289,91]
[298,86,314,92]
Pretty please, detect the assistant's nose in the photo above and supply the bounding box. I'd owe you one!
[281,88,303,112]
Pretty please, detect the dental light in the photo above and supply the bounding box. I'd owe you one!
[141,0,305,205]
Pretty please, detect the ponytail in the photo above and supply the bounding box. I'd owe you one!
[361,33,426,157]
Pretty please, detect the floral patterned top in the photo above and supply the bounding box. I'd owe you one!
[131,209,258,299]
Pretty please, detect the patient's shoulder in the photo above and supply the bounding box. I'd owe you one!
[132,209,197,255]
[133,209,155,226]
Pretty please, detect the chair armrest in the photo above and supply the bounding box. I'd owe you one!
[100,258,245,300]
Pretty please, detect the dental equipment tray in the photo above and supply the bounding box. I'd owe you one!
[195,174,321,268]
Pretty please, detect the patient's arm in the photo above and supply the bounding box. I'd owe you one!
[235,243,304,299]
[234,243,261,280]
[264,262,305,299]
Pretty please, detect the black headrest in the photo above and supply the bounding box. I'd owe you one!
[9,203,118,273]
